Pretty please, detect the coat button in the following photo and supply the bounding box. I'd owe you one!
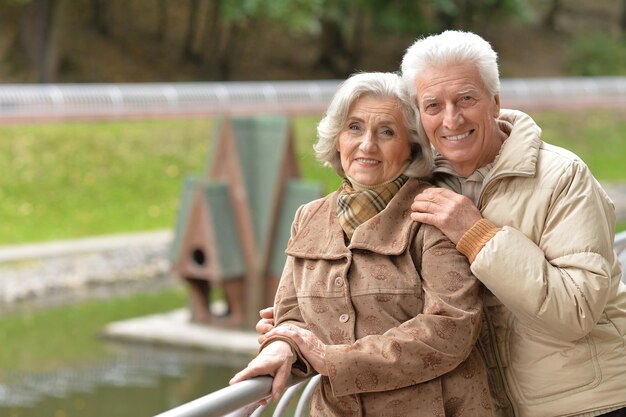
[334,277,344,287]
[339,314,349,323]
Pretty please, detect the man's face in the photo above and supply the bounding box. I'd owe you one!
[414,63,502,177]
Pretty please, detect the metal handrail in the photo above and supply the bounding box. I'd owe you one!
[153,374,320,417]
[1,77,625,122]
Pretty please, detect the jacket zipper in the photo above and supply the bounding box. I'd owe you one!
[477,175,520,417]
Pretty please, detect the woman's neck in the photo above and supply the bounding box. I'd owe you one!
[346,162,410,191]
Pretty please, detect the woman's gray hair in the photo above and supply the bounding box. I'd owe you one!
[400,30,500,104]
[314,72,433,178]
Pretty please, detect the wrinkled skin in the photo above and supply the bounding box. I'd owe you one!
[231,318,329,405]
[410,187,482,245]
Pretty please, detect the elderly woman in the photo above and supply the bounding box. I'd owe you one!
[230,72,494,417]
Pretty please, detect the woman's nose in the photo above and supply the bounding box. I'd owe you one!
[359,131,377,151]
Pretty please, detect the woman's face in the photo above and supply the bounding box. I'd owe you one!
[337,95,411,186]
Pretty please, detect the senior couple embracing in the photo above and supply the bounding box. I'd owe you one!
[229,30,626,417]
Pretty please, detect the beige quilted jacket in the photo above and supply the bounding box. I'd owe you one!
[444,109,626,417]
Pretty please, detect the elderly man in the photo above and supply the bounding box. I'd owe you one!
[402,30,626,417]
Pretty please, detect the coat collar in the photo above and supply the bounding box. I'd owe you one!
[489,109,543,179]
[285,178,426,259]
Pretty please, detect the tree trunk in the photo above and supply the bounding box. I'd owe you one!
[182,0,202,62]
[215,21,237,81]
[316,17,350,77]
[544,0,562,31]
[19,0,63,83]
[156,0,167,42]
[201,0,222,77]
[91,0,109,36]
[345,6,366,74]
[621,0,626,33]
[199,0,242,80]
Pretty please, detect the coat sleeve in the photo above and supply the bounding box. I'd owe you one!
[271,205,316,377]
[471,160,619,341]
[325,225,483,397]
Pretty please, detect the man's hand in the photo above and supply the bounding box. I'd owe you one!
[256,306,275,344]
[411,187,483,244]
[229,340,293,404]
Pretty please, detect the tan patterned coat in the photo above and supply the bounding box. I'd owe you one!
[271,178,495,417]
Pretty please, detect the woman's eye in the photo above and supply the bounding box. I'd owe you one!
[382,129,394,136]
[348,124,360,131]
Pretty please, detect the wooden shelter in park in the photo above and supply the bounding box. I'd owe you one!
[170,116,322,328]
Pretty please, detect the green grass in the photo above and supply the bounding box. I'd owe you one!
[530,109,626,181]
[0,287,187,373]
[0,119,212,245]
[0,109,624,247]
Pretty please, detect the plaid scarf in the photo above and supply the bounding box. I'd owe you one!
[337,175,408,240]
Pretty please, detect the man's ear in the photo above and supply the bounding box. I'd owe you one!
[493,94,501,118]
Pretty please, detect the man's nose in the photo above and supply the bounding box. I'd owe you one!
[443,106,463,130]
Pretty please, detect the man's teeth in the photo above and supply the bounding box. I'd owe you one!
[447,132,471,141]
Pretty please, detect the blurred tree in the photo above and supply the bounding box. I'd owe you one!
[200,0,240,79]
[178,0,253,79]
[249,0,531,77]
[91,0,109,36]
[156,0,168,42]
[621,0,626,33]
[5,0,65,82]
[544,0,562,30]
[183,0,202,62]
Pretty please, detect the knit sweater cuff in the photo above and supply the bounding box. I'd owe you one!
[456,219,501,263]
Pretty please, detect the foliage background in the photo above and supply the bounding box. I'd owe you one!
[0,0,625,83]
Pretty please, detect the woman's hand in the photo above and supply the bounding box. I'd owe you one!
[266,324,329,376]
[229,340,294,404]
[256,306,275,344]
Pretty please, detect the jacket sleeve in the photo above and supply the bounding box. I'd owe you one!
[271,205,315,377]
[325,225,483,397]
[471,160,618,341]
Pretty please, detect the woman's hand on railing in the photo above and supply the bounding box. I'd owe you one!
[229,340,294,405]
[266,324,329,376]
[256,307,275,344]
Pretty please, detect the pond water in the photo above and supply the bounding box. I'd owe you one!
[0,342,249,417]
